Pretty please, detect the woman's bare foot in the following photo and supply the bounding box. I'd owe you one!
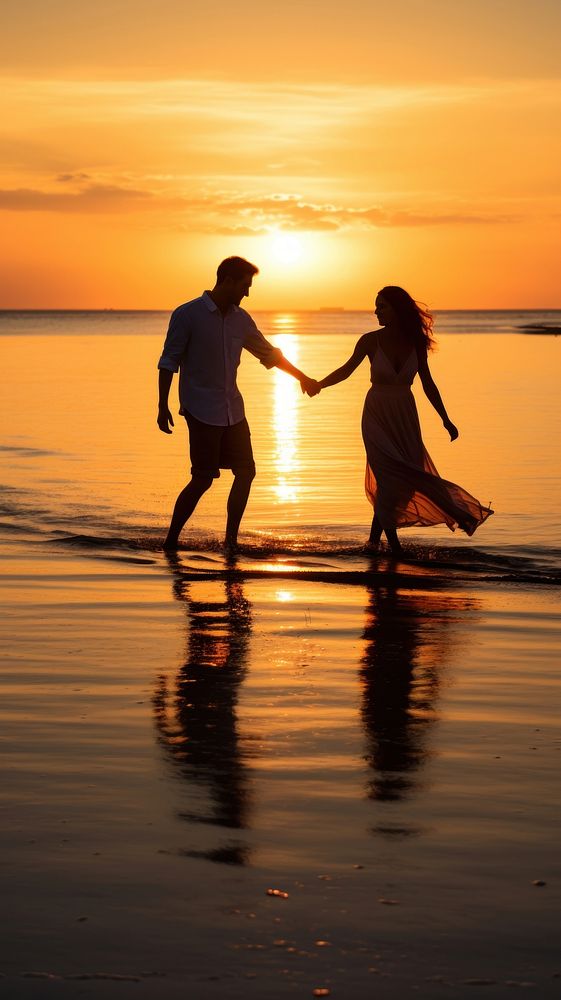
[363,540,381,554]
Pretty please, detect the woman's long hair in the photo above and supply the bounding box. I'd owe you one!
[378,285,436,353]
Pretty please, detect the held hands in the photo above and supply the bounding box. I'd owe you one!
[157,406,174,434]
[444,418,459,441]
[300,375,321,397]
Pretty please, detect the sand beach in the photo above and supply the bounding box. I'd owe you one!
[2,546,560,998]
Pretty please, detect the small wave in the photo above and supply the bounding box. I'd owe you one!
[0,444,59,457]
[52,532,149,551]
[0,519,42,534]
[42,530,561,586]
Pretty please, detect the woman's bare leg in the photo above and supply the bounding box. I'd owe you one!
[364,513,383,552]
[384,527,403,557]
[369,513,383,545]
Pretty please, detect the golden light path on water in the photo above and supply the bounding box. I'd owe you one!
[275,589,294,602]
[271,323,300,504]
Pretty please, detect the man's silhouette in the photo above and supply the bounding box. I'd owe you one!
[157,256,318,551]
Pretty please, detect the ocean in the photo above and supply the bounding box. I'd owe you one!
[1,308,559,582]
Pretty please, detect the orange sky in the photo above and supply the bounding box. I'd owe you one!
[1,1,560,309]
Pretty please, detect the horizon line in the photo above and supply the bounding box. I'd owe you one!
[1,306,560,314]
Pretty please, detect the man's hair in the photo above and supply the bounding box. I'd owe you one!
[216,256,259,283]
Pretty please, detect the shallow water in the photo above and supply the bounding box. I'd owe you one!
[1,313,560,575]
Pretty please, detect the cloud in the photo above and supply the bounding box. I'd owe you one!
[56,172,92,183]
[5,76,560,142]
[0,182,156,213]
[0,179,521,230]
[186,192,519,232]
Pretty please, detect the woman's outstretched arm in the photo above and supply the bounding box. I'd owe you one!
[319,335,370,389]
[418,351,459,441]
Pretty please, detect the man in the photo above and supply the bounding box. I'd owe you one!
[157,256,319,552]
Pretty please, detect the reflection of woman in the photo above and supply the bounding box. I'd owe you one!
[360,583,452,803]
[318,286,493,556]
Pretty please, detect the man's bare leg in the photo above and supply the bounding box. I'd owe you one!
[224,469,255,552]
[163,474,213,550]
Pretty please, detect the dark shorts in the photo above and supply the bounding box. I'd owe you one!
[184,411,256,480]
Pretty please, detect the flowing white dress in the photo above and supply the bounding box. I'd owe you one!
[362,337,493,535]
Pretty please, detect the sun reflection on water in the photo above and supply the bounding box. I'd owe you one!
[276,590,294,602]
[272,313,298,331]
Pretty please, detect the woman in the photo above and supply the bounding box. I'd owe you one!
[317,286,493,556]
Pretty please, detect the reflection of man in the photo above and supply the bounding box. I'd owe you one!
[157,256,318,551]
[153,559,254,863]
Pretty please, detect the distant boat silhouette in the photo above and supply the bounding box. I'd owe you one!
[520,324,560,335]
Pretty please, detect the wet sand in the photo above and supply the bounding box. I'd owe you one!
[1,545,560,998]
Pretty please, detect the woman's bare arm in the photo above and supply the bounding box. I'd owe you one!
[418,351,459,441]
[319,335,370,389]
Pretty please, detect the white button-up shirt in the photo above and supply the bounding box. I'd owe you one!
[158,292,284,426]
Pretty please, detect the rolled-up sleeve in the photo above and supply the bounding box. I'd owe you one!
[158,307,190,372]
[243,318,284,369]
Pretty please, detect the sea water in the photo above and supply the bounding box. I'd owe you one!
[1,309,560,580]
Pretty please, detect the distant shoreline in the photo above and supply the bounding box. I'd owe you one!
[520,324,561,335]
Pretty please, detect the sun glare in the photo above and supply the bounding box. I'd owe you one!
[271,231,303,266]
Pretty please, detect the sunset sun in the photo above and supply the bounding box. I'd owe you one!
[271,231,303,266]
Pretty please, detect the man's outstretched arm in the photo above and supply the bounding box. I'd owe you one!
[275,355,321,396]
[244,321,320,396]
[158,369,175,433]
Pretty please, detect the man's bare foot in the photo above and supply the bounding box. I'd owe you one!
[223,538,239,559]
[163,537,179,551]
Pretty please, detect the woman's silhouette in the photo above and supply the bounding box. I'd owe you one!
[317,286,493,556]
